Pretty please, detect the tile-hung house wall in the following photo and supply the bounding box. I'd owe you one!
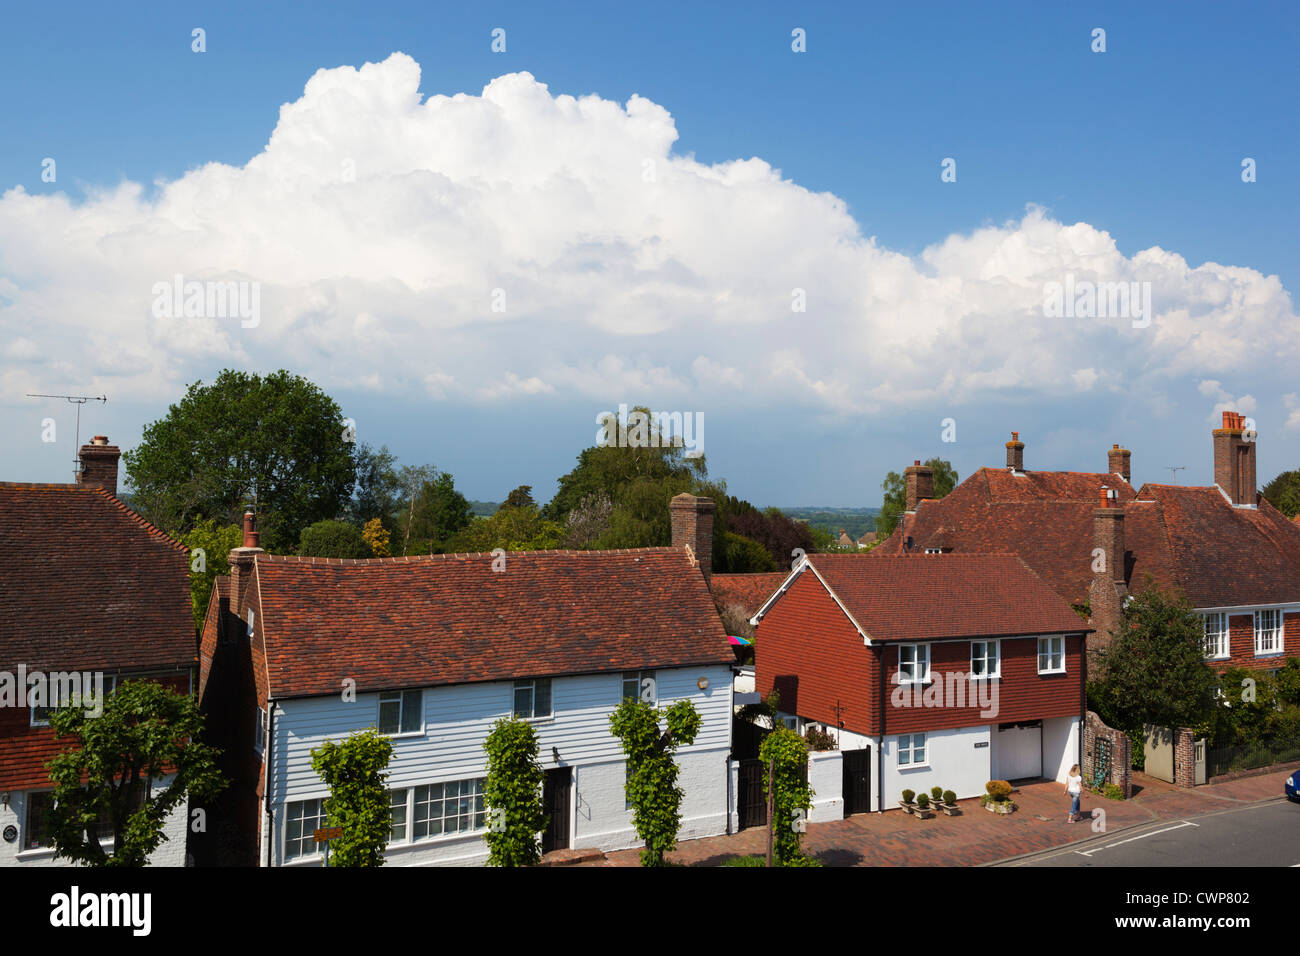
[0,440,197,867]
[268,664,732,866]
[753,553,1090,812]
[201,494,737,866]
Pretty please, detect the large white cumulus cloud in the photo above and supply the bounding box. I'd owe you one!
[0,52,1295,417]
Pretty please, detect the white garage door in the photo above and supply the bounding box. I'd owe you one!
[996,721,1042,781]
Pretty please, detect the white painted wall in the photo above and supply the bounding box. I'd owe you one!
[1042,715,1080,783]
[880,725,990,808]
[807,750,843,822]
[992,724,1043,781]
[269,664,733,866]
[0,776,188,867]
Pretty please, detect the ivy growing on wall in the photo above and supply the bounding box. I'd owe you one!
[759,725,816,866]
[482,717,548,866]
[609,697,701,866]
[310,727,394,867]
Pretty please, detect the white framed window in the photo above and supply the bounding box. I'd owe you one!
[1201,612,1229,660]
[971,640,1000,678]
[1037,636,1065,674]
[254,706,266,754]
[411,779,486,838]
[897,732,927,767]
[23,791,55,850]
[898,644,929,684]
[1254,609,1283,656]
[924,548,941,555]
[378,689,423,735]
[28,674,118,727]
[389,788,408,843]
[513,678,552,719]
[285,798,328,861]
[622,670,656,704]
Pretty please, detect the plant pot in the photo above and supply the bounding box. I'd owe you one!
[984,800,1015,815]
[941,803,959,816]
[899,801,916,814]
[913,806,930,819]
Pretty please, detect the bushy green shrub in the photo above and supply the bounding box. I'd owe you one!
[915,792,930,809]
[985,780,1012,801]
[942,790,956,805]
[901,789,915,804]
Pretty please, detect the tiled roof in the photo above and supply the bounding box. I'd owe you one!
[787,553,1089,642]
[252,548,734,699]
[1129,485,1300,607]
[0,482,194,672]
[874,468,1135,603]
[710,572,788,618]
[874,467,1300,609]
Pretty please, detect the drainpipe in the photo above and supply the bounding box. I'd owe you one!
[262,700,274,868]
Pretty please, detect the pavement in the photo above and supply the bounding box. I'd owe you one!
[581,766,1298,867]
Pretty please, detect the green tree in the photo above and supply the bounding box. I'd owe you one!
[349,443,403,532]
[502,485,536,509]
[448,506,566,552]
[298,519,371,558]
[46,680,225,866]
[759,725,816,866]
[309,728,394,867]
[1091,583,1219,731]
[174,518,243,631]
[720,531,777,572]
[402,471,474,554]
[876,458,958,538]
[481,718,548,866]
[123,369,357,551]
[609,697,702,866]
[1262,470,1300,517]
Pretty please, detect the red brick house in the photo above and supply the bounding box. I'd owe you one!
[199,494,736,866]
[752,553,1090,811]
[874,413,1300,672]
[0,438,195,866]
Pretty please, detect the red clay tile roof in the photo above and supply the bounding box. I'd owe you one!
[0,482,194,673]
[252,548,734,699]
[710,572,788,618]
[773,553,1090,643]
[873,466,1300,609]
[873,468,1136,604]
[1128,485,1300,607]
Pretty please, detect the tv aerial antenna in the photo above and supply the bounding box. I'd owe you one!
[1166,466,1186,484]
[26,393,108,481]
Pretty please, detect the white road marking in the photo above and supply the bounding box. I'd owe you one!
[1073,821,1200,858]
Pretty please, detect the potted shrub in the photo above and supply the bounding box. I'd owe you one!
[914,792,931,819]
[941,790,959,816]
[982,779,1017,815]
[899,789,916,814]
[930,786,943,808]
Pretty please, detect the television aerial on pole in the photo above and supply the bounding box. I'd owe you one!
[26,393,108,481]
[1166,466,1186,484]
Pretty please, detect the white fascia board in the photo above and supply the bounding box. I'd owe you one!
[749,556,877,646]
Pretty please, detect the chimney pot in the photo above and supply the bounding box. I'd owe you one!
[904,460,935,512]
[1108,443,1131,483]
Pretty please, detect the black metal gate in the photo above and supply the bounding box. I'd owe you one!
[737,759,766,830]
[842,747,872,816]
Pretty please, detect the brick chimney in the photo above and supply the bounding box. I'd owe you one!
[1108,443,1131,483]
[1088,487,1127,649]
[228,510,265,619]
[904,460,934,512]
[77,436,120,497]
[1213,411,1257,505]
[1006,431,1024,472]
[670,493,715,582]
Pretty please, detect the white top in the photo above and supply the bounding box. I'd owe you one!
[1067,774,1082,795]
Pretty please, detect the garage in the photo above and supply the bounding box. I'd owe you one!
[995,720,1042,781]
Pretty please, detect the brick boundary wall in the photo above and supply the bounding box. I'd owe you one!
[1083,711,1132,798]
[1173,727,1196,788]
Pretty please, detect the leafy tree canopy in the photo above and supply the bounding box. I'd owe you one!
[124,369,356,551]
[482,718,548,866]
[398,470,474,554]
[1262,470,1300,517]
[46,680,225,866]
[299,519,371,558]
[173,518,242,631]
[448,504,566,553]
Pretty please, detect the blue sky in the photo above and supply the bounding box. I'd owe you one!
[2,1,1298,505]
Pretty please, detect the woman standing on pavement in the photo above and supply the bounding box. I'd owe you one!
[1066,764,1083,823]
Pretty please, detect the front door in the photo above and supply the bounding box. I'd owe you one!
[542,767,572,853]
[842,747,872,816]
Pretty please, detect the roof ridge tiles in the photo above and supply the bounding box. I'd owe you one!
[256,546,687,565]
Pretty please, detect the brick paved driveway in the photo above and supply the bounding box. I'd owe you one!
[593,768,1296,867]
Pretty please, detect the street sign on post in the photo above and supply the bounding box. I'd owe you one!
[314,826,343,866]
